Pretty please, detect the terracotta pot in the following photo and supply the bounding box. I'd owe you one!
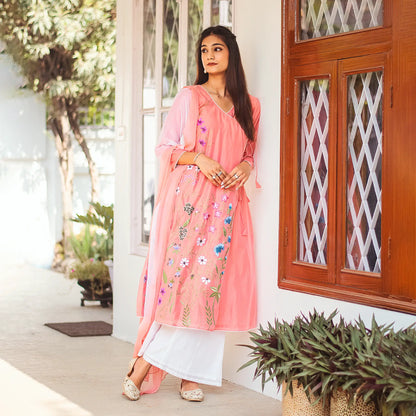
[282,381,330,416]
[330,390,378,416]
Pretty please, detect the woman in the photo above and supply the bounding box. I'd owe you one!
[123,25,261,402]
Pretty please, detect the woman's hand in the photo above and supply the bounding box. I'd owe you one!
[196,154,228,187]
[220,161,252,190]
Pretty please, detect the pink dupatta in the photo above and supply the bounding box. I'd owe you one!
[133,87,199,394]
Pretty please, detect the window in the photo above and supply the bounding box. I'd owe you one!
[279,0,416,314]
[131,0,234,254]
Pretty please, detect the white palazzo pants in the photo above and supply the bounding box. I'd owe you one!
[138,322,225,386]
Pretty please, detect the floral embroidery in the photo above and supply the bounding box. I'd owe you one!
[187,165,193,170]
[160,288,166,295]
[199,139,206,146]
[183,203,195,215]
[179,258,189,268]
[179,226,187,240]
[214,244,225,256]
[197,118,208,136]
[157,179,236,331]
[196,237,206,246]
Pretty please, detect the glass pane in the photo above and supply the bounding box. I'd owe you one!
[211,0,233,28]
[188,0,204,86]
[143,0,156,109]
[299,0,384,40]
[142,114,157,244]
[346,71,383,273]
[298,79,329,265]
[162,0,180,107]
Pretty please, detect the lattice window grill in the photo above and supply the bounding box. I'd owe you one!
[346,71,383,273]
[143,0,156,90]
[300,0,384,40]
[163,0,180,103]
[298,79,329,265]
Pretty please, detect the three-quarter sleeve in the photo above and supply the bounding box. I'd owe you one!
[155,87,192,170]
[241,96,261,167]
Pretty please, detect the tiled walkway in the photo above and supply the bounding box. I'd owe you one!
[0,263,281,416]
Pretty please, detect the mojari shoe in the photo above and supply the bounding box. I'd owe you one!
[122,357,141,400]
[180,381,204,402]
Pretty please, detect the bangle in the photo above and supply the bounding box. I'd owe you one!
[193,152,202,163]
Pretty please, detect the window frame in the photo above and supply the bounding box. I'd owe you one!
[278,0,416,314]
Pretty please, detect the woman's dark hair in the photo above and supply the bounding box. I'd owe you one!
[194,26,255,141]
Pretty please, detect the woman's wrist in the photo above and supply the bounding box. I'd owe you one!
[193,152,202,164]
[241,160,253,170]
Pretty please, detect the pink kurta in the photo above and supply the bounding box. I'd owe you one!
[134,85,260,393]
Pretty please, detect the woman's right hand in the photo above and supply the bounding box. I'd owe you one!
[196,154,228,187]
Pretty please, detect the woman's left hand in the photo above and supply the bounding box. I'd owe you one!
[221,161,252,190]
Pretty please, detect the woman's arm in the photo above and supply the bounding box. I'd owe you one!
[176,151,230,188]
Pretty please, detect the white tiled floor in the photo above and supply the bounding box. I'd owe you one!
[0,263,281,416]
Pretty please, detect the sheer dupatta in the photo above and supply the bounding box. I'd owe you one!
[133,87,199,394]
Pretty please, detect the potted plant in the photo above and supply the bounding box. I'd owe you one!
[333,320,416,416]
[68,257,112,307]
[296,315,381,416]
[239,310,334,416]
[385,328,416,416]
[68,203,114,307]
[241,311,416,416]
[72,202,114,286]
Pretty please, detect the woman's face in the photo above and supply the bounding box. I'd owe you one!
[200,35,229,76]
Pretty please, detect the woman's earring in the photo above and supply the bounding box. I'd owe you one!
[203,66,207,74]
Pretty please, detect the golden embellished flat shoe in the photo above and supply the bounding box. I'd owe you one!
[180,381,204,402]
[122,357,141,400]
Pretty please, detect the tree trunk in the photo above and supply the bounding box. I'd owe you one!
[49,97,74,257]
[67,101,100,203]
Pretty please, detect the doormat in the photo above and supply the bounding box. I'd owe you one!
[44,321,113,337]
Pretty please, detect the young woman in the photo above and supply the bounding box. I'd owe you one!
[123,25,261,402]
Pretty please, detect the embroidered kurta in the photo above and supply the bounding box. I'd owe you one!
[134,85,260,393]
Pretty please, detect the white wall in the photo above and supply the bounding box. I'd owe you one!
[113,0,144,342]
[113,0,416,400]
